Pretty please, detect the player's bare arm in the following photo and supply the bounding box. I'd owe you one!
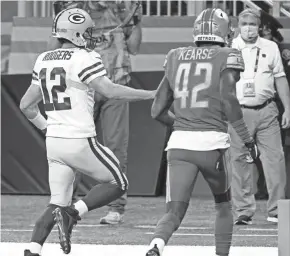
[88,75,155,102]
[151,75,175,126]
[20,83,47,132]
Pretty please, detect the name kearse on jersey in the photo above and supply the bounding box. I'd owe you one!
[178,48,216,61]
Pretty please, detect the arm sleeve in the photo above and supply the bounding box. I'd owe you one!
[225,48,245,72]
[32,69,40,85]
[77,51,107,85]
[272,43,286,78]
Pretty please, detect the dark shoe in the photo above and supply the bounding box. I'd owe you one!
[234,215,253,225]
[52,206,81,254]
[146,244,160,256]
[24,250,40,256]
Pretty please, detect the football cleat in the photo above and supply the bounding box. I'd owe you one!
[24,249,40,256]
[146,244,160,256]
[52,206,81,254]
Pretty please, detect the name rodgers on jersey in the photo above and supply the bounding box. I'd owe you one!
[178,48,216,61]
[42,50,74,61]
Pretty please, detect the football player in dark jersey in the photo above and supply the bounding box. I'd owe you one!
[146,8,258,256]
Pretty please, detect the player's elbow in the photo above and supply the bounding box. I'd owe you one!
[222,96,243,123]
[19,99,29,113]
[89,77,117,99]
[100,90,115,99]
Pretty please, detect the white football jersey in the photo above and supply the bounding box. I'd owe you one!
[32,48,107,138]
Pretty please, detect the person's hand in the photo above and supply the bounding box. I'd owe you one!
[281,109,290,129]
[245,140,259,163]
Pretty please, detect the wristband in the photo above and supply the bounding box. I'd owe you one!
[231,118,252,144]
[28,112,47,130]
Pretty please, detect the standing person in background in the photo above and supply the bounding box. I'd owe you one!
[230,9,290,225]
[82,0,143,225]
[255,11,286,201]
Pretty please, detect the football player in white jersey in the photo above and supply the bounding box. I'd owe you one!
[20,8,155,256]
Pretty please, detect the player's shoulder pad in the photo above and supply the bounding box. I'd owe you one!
[78,48,101,59]
[166,48,178,58]
[225,48,245,72]
[164,47,188,65]
[164,48,177,69]
[33,52,47,71]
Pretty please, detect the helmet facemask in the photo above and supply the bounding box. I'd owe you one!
[83,27,100,50]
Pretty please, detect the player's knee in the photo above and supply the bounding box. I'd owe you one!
[213,188,231,204]
[215,201,232,219]
[115,172,129,192]
[110,178,128,192]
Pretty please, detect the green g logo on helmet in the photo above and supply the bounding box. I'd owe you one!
[68,13,86,24]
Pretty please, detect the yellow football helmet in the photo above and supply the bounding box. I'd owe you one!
[193,8,231,45]
[52,7,95,48]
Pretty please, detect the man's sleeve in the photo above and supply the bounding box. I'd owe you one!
[272,43,286,78]
[225,48,245,72]
[77,51,107,85]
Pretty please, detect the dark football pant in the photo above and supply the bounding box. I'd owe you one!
[166,148,231,203]
[152,148,233,256]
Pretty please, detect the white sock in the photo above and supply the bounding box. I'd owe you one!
[149,238,165,255]
[29,242,42,254]
[74,200,88,217]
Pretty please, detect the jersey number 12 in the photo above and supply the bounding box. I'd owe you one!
[39,67,72,112]
[174,62,212,109]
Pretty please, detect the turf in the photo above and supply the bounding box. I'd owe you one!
[1,195,277,247]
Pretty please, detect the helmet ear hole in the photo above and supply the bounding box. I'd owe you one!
[76,32,80,37]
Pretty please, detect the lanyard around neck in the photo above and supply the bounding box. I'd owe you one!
[254,48,260,73]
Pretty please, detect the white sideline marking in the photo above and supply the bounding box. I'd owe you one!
[145,232,277,237]
[0,243,278,256]
[136,225,209,230]
[1,229,78,232]
[240,228,277,231]
[29,224,106,227]
[136,225,278,232]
